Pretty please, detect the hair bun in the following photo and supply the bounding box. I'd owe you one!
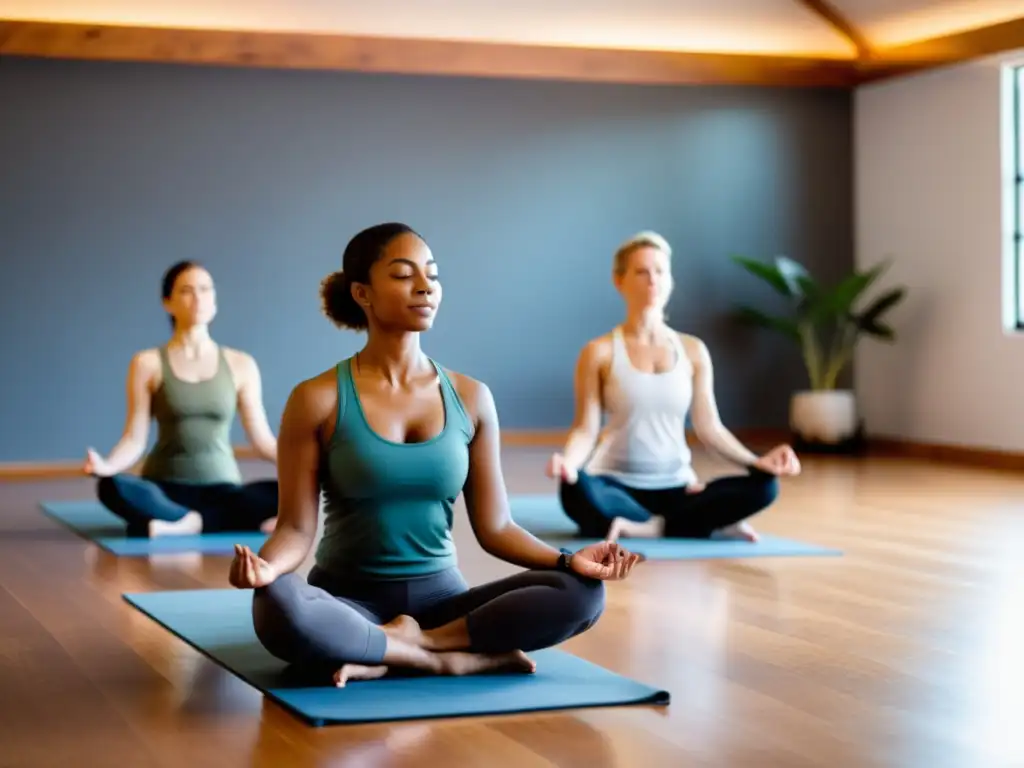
[320,269,368,330]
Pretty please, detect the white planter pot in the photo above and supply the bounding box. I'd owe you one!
[789,389,858,445]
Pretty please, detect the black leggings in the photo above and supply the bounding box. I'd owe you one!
[96,474,278,537]
[252,565,605,670]
[559,467,780,539]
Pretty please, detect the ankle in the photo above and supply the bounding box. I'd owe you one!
[419,651,448,671]
[421,625,470,652]
[380,615,427,649]
[419,629,442,651]
[433,651,466,675]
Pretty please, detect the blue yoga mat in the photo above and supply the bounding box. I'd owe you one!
[510,494,842,560]
[39,500,267,556]
[122,588,670,726]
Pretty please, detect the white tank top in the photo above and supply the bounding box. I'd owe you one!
[583,326,698,489]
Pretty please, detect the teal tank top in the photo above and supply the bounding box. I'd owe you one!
[314,357,475,579]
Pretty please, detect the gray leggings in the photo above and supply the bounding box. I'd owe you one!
[252,565,605,669]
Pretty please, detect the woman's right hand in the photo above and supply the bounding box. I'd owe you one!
[546,452,579,484]
[83,447,113,478]
[229,544,278,589]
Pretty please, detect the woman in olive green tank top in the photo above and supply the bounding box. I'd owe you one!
[229,224,644,686]
[84,261,280,538]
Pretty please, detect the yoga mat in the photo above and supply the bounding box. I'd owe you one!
[40,500,267,556]
[122,588,670,726]
[510,494,842,560]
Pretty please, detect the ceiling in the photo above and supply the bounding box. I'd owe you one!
[0,0,1022,59]
[839,0,1024,47]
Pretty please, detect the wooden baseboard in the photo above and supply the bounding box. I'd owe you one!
[0,434,565,482]
[865,437,1024,472]
[0,427,782,482]
[5,429,1018,482]
[0,460,86,482]
[496,427,792,450]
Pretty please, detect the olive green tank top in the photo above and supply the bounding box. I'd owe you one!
[140,346,242,485]
[314,357,475,580]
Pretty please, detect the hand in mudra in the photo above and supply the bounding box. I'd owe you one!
[83,447,113,478]
[545,452,579,484]
[753,444,802,476]
[229,544,278,589]
[570,541,645,581]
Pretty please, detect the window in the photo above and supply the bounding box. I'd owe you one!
[1015,65,1024,328]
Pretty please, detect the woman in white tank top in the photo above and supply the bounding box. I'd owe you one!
[546,231,801,542]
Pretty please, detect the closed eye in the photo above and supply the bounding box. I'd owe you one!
[391,273,440,281]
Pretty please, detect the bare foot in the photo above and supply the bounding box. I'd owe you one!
[712,522,759,542]
[380,614,427,645]
[607,515,665,540]
[381,614,474,653]
[437,649,536,676]
[259,516,278,534]
[149,511,203,537]
[334,663,390,687]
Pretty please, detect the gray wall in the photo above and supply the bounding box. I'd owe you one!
[0,57,853,463]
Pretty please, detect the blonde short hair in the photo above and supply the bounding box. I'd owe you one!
[613,230,672,276]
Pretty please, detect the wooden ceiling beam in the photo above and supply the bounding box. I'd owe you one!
[873,15,1024,66]
[794,0,873,60]
[0,19,862,87]
[25,16,1021,89]
[856,15,1024,84]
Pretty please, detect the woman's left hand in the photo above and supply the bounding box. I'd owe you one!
[569,541,645,581]
[753,444,802,476]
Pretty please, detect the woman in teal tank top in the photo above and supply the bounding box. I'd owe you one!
[83,261,280,538]
[229,223,644,685]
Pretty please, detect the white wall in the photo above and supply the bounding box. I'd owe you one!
[854,52,1024,451]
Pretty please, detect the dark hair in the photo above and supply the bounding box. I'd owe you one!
[320,222,421,330]
[161,260,204,328]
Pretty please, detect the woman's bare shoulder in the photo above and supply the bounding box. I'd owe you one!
[127,348,162,388]
[131,347,161,370]
[676,332,712,368]
[285,366,342,424]
[443,368,491,423]
[582,331,615,359]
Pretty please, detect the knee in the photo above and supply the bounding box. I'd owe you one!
[96,474,117,501]
[559,478,609,538]
[257,479,279,502]
[252,574,307,663]
[96,475,129,513]
[748,472,781,510]
[554,571,606,631]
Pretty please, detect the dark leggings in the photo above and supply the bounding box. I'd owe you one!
[559,467,780,539]
[96,474,278,537]
[252,565,605,670]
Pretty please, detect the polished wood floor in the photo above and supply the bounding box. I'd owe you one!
[2,447,1023,768]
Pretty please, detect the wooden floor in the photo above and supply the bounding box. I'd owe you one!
[2,447,1024,768]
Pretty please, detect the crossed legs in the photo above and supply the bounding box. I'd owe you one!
[97,474,278,537]
[559,467,780,541]
[252,565,605,685]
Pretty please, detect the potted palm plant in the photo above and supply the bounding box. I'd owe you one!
[730,254,906,449]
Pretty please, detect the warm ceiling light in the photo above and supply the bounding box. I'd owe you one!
[0,0,857,57]
[865,1,1024,48]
